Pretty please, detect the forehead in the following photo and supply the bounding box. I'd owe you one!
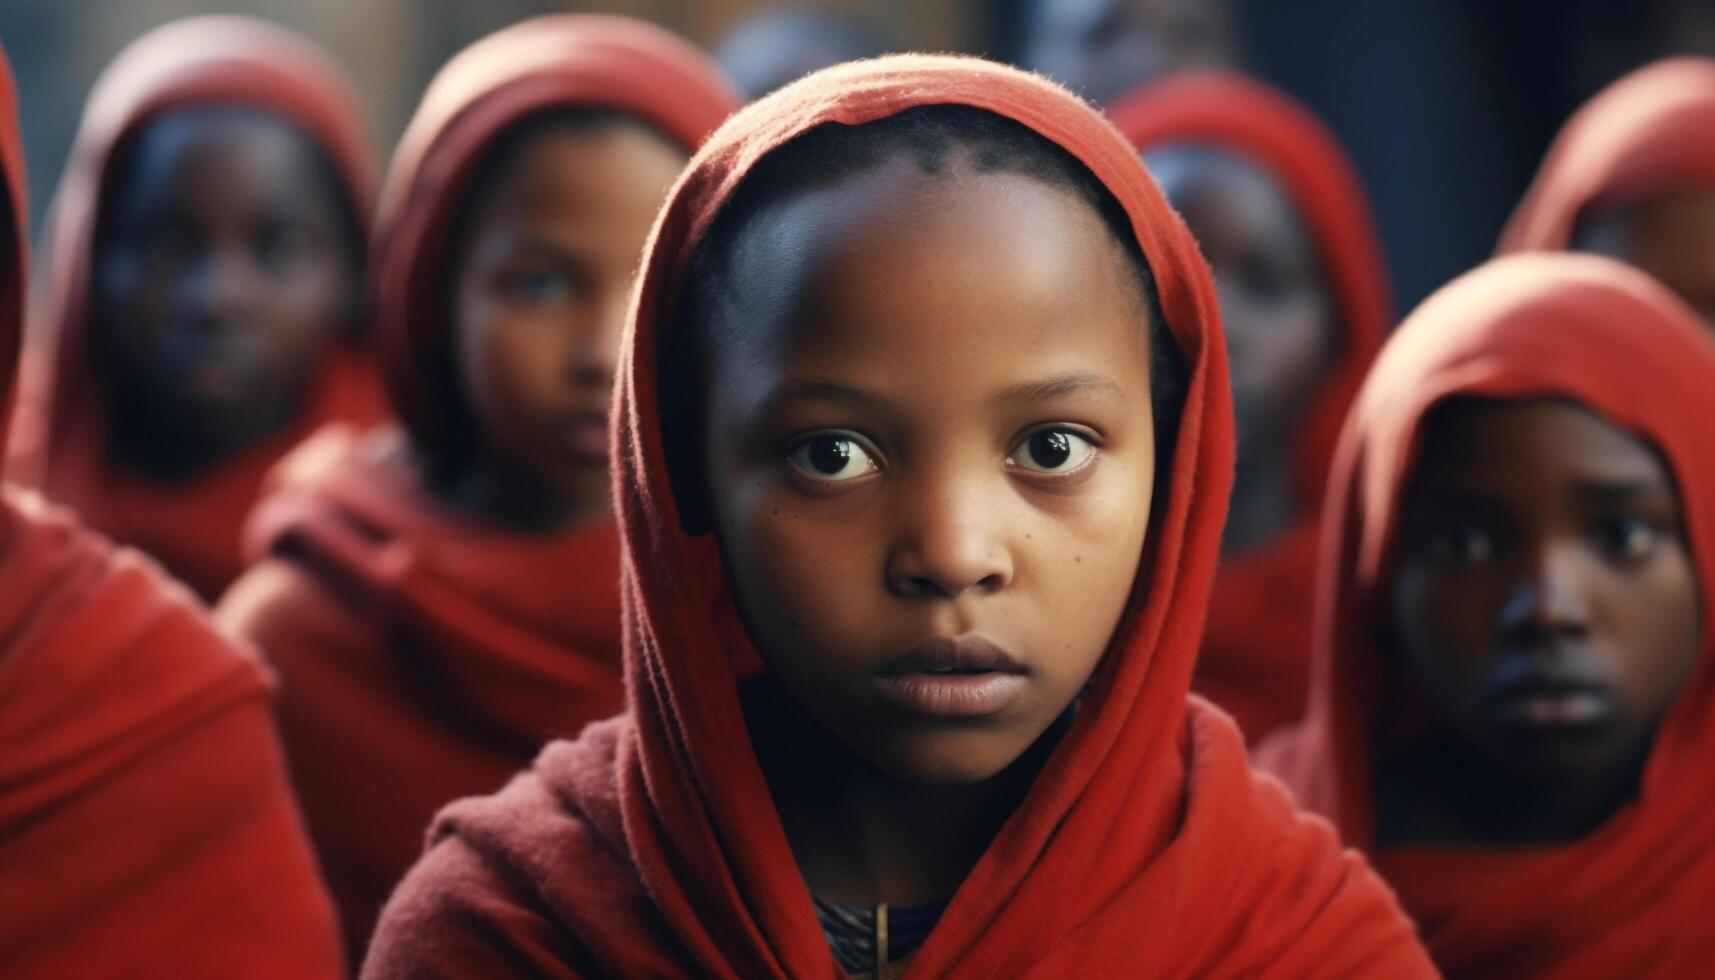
[1576,187,1715,252]
[1412,398,1671,488]
[712,161,1150,386]
[111,106,324,211]
[472,120,687,221]
[1146,144,1302,241]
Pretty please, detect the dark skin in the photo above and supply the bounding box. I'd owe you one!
[700,159,1158,906]
[92,107,357,482]
[1577,188,1715,329]
[444,122,687,532]
[1021,0,1236,106]
[1379,399,1701,847]
[1148,145,1335,555]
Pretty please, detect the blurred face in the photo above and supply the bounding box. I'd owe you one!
[1392,399,1701,788]
[1022,0,1236,105]
[454,121,687,526]
[701,160,1158,785]
[1578,189,1715,328]
[1148,146,1333,464]
[93,107,357,459]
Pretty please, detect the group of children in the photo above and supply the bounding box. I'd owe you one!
[0,10,1711,979]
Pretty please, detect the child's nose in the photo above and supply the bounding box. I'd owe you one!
[563,320,620,392]
[885,485,1013,600]
[1498,541,1593,641]
[187,245,261,327]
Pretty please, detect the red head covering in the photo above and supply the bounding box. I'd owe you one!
[1109,72,1391,740]
[216,15,738,964]
[0,43,343,978]
[363,55,1431,978]
[1499,58,1715,254]
[1257,252,1715,975]
[6,15,382,599]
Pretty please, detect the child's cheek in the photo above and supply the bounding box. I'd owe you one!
[726,479,890,660]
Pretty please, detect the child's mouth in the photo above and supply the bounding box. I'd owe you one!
[558,412,610,466]
[872,636,1029,719]
[1479,657,1617,734]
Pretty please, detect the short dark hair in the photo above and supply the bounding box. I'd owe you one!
[662,104,1189,532]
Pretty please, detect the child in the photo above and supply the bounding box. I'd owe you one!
[1112,72,1389,741]
[7,16,382,600]
[215,15,737,961]
[1019,0,1237,105]
[1258,253,1715,974]
[1500,58,1715,326]
[0,44,343,979]
[362,56,1433,978]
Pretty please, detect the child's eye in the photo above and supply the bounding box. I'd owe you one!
[1424,524,1494,567]
[1006,428,1097,475]
[501,268,575,308]
[785,433,880,482]
[138,223,196,272]
[1593,517,1661,562]
[256,221,312,274]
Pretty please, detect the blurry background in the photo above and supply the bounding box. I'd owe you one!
[2,0,1713,313]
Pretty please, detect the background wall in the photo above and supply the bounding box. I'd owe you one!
[3,0,1712,313]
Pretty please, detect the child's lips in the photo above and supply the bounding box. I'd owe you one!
[558,413,609,466]
[1480,659,1617,733]
[1483,685,1616,731]
[872,635,1030,720]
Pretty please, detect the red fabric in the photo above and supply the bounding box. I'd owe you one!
[1499,57,1715,254]
[1109,72,1391,741]
[216,15,737,961]
[363,55,1432,979]
[0,50,343,979]
[6,16,384,600]
[1256,252,1715,976]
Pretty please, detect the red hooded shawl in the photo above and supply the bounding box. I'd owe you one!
[0,44,343,979]
[362,55,1432,979]
[1257,253,1715,976]
[1498,57,1715,254]
[6,16,383,601]
[215,15,738,961]
[1109,72,1391,741]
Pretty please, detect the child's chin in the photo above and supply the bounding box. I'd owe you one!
[862,731,1033,786]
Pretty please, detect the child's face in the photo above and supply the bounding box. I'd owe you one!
[701,160,1158,784]
[455,123,686,522]
[1023,0,1235,105]
[1392,399,1701,786]
[1148,146,1333,466]
[93,108,355,446]
[1578,189,1715,328]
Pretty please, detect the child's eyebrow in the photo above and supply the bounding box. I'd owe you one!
[993,370,1127,407]
[756,378,890,415]
[1570,478,1673,503]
